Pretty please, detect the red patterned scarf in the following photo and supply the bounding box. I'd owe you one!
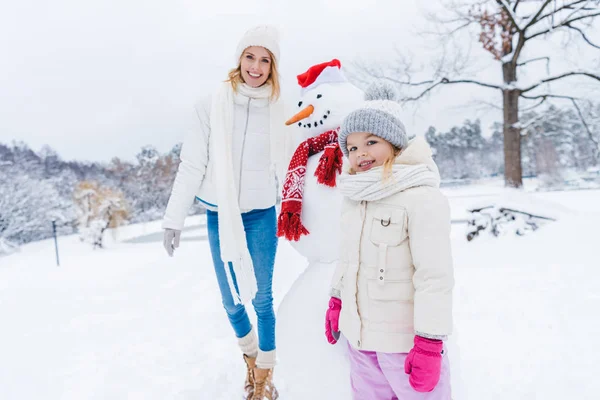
[277,129,343,241]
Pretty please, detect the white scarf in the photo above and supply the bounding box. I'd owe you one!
[338,164,440,202]
[210,81,287,305]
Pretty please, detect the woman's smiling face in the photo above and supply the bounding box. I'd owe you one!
[240,46,272,88]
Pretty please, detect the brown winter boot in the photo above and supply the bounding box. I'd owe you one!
[252,367,279,400]
[243,355,257,399]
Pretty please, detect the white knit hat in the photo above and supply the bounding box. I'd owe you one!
[234,25,280,63]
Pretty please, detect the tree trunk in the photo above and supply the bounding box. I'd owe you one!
[502,62,523,188]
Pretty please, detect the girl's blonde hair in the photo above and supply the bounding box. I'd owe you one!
[226,48,280,101]
[348,141,402,181]
[382,145,403,181]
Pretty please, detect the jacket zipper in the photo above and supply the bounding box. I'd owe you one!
[356,200,367,348]
[238,98,251,203]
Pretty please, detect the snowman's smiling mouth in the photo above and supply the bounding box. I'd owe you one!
[299,110,331,128]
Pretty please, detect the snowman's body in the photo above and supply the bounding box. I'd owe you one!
[285,154,342,263]
[276,64,363,398]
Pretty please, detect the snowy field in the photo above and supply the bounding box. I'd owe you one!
[1,183,599,399]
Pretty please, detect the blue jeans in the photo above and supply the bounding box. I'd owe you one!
[206,206,277,352]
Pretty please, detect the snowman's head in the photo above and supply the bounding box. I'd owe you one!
[285,82,364,139]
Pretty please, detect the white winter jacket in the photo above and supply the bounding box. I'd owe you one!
[331,139,454,353]
[162,91,279,230]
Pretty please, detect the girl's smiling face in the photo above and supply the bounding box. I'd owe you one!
[346,132,395,173]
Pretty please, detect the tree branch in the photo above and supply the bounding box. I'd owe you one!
[564,23,600,49]
[526,0,591,28]
[511,31,527,64]
[526,11,600,40]
[557,1,598,25]
[523,0,553,29]
[521,93,585,101]
[517,56,550,67]
[521,71,600,92]
[570,99,600,159]
[520,97,548,111]
[513,0,521,12]
[496,0,525,31]
[560,10,600,26]
[447,20,474,35]
[401,78,503,102]
[520,93,600,158]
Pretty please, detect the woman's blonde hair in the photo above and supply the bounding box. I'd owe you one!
[226,48,280,101]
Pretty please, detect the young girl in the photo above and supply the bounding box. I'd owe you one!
[162,25,290,400]
[324,82,454,399]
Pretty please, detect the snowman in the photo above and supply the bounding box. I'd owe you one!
[275,59,363,399]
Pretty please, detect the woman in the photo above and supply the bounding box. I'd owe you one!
[162,25,289,400]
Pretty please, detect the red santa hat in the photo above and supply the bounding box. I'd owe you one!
[297,59,347,95]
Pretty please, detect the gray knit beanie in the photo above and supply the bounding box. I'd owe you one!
[339,81,407,158]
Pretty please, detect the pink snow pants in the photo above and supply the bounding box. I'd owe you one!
[347,341,452,400]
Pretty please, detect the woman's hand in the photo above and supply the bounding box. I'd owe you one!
[163,229,181,257]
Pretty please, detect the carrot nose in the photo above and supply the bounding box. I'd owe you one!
[285,105,315,126]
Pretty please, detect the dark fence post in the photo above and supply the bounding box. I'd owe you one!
[52,220,60,266]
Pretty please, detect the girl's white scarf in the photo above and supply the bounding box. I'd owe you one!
[338,164,440,202]
[210,81,286,305]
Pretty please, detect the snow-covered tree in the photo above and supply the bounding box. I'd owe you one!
[0,171,73,254]
[352,0,600,188]
[426,119,503,179]
[125,145,181,222]
[73,181,129,248]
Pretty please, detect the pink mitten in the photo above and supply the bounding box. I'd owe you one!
[404,336,444,392]
[324,297,342,344]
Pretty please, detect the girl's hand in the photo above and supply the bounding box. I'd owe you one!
[324,297,342,344]
[404,336,443,392]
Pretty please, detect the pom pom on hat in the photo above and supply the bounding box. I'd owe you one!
[234,25,281,63]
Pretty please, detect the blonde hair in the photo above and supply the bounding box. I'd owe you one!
[226,48,280,101]
[382,145,403,181]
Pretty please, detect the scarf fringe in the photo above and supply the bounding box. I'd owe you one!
[223,257,258,305]
[316,144,343,187]
[277,211,310,241]
[223,260,242,304]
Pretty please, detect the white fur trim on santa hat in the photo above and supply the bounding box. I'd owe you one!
[234,25,280,63]
[301,65,347,95]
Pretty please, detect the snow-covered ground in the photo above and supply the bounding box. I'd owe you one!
[1,185,599,399]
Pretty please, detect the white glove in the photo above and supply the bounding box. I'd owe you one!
[163,229,182,257]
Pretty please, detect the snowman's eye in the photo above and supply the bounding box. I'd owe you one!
[316,94,322,99]
[298,101,303,107]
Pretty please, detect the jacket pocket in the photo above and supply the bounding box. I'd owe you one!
[369,207,408,247]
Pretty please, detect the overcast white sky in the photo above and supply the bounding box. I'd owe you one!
[1,0,598,162]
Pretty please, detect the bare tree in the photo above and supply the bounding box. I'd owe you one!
[352,0,600,188]
[73,181,129,249]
